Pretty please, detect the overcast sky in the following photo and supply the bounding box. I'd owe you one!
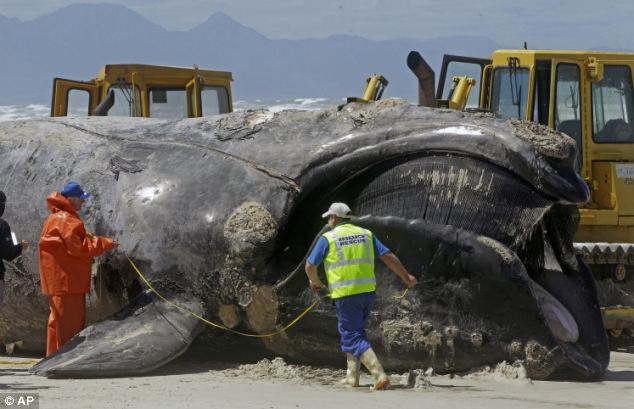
[1,0,632,49]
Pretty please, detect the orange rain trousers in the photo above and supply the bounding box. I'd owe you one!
[46,294,86,357]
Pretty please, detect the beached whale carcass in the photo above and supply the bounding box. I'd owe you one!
[0,100,608,379]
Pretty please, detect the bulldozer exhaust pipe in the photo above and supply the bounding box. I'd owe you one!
[407,51,437,108]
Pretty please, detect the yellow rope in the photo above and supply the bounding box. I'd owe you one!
[127,256,326,338]
[1,257,411,364]
[392,287,409,299]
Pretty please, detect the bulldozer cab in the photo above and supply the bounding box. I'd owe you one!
[51,64,233,118]
[435,51,634,177]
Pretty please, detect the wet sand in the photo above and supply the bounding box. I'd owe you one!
[1,348,633,409]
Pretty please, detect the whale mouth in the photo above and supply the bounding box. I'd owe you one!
[276,151,609,380]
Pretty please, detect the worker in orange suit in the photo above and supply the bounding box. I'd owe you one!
[39,182,118,356]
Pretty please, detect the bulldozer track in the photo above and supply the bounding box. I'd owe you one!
[574,242,634,266]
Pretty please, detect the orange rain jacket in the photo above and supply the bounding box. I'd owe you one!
[39,192,115,295]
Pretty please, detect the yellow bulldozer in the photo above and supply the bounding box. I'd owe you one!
[50,64,233,118]
[407,49,634,345]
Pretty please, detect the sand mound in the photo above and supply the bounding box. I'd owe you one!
[218,357,345,385]
[213,357,435,389]
[211,356,528,390]
[462,360,531,383]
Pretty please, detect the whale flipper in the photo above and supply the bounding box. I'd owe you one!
[30,292,203,378]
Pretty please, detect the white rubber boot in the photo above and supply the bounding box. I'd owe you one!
[340,353,360,386]
[360,348,390,390]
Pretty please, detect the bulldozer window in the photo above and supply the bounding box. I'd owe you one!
[555,63,582,170]
[592,65,634,143]
[439,61,482,108]
[66,88,91,116]
[201,86,230,116]
[107,84,142,117]
[149,89,188,118]
[490,67,529,119]
[531,61,551,125]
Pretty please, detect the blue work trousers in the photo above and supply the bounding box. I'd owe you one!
[334,291,375,358]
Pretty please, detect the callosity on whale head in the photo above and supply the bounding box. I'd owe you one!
[0,100,607,379]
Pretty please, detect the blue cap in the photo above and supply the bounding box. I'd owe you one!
[61,182,90,200]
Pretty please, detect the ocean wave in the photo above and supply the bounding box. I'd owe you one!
[1,98,347,122]
[234,98,342,112]
[0,104,49,122]
[294,98,328,105]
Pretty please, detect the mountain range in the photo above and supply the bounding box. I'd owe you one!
[0,3,506,104]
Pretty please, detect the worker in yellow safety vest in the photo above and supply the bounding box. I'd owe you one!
[305,202,417,390]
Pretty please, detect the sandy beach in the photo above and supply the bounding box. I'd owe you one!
[1,341,633,409]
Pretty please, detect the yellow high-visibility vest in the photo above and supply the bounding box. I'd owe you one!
[322,223,376,299]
